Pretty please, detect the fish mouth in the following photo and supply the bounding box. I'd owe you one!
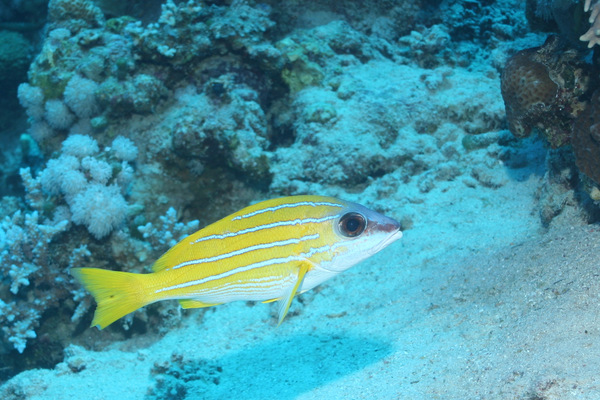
[368,228,403,255]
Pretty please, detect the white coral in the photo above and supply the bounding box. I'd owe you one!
[8,262,38,294]
[17,83,44,120]
[60,169,87,196]
[36,134,136,239]
[40,154,81,195]
[0,209,68,353]
[81,156,113,184]
[64,75,100,118]
[111,136,138,161]
[61,134,99,157]
[6,316,38,354]
[19,167,44,210]
[70,183,128,239]
[581,0,600,48]
[138,207,199,250]
[28,121,55,142]
[45,99,75,130]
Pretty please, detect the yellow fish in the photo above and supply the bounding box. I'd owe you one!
[71,195,402,329]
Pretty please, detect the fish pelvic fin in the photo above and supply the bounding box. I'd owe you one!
[276,262,310,326]
[71,267,149,330]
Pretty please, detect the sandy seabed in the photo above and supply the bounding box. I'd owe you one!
[2,158,599,400]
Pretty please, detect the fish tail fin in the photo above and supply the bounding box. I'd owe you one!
[71,267,151,330]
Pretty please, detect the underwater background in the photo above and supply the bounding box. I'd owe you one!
[1,0,600,398]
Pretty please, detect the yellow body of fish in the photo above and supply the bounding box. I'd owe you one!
[72,195,402,329]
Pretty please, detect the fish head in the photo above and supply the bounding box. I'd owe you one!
[319,200,402,273]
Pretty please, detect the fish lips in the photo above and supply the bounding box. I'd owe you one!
[367,218,402,255]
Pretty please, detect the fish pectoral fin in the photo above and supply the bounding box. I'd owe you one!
[276,263,310,326]
[178,299,221,309]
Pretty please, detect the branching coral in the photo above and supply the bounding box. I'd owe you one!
[138,207,199,250]
[0,209,68,353]
[1,210,68,295]
[580,0,600,47]
[1,155,133,353]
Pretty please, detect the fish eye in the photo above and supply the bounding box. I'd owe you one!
[338,212,367,237]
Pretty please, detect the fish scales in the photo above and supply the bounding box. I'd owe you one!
[149,199,343,300]
[72,195,402,329]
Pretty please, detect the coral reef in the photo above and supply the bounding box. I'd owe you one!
[0,130,187,362]
[0,206,68,354]
[0,158,198,363]
[503,2,600,216]
[38,134,134,239]
[573,89,600,186]
[3,0,597,388]
[270,59,505,196]
[397,24,452,68]
[47,0,104,32]
[4,0,525,345]
[501,35,593,148]
[138,207,199,250]
[148,352,222,399]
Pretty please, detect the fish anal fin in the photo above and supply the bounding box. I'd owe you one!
[276,262,310,326]
[178,299,221,309]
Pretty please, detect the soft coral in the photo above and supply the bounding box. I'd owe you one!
[580,0,600,47]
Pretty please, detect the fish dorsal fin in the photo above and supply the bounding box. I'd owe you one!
[276,262,310,326]
[151,258,169,273]
[151,229,207,272]
[150,242,187,273]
